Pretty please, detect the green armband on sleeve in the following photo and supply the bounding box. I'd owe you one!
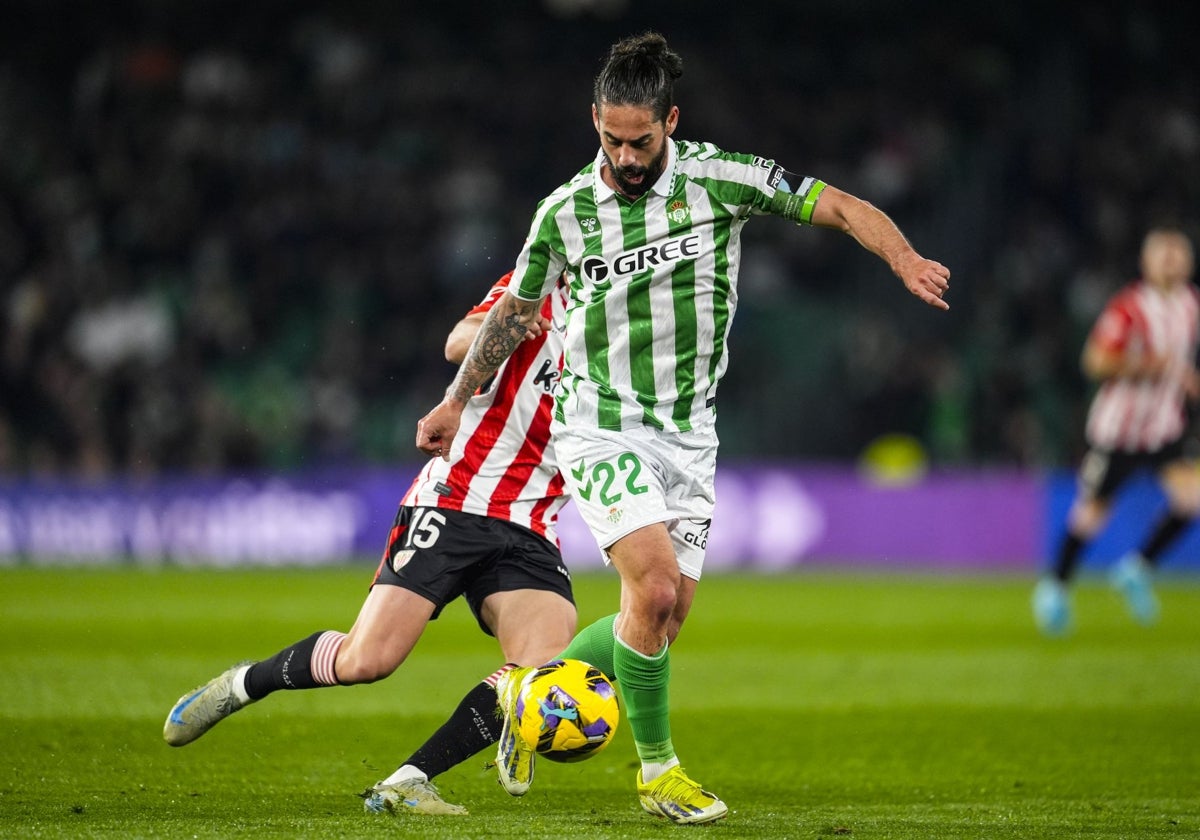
[768,176,827,225]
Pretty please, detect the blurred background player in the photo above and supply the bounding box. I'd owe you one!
[1034,227,1200,635]
[165,272,573,816]
[415,32,950,825]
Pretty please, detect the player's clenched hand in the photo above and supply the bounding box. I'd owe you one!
[416,399,464,460]
[523,314,552,341]
[898,255,951,310]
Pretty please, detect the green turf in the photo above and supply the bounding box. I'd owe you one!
[2,564,1198,839]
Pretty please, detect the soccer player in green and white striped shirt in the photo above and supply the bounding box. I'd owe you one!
[417,31,951,824]
[510,134,830,435]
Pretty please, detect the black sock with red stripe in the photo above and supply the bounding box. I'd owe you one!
[244,631,345,700]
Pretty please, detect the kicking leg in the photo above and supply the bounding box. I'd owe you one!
[164,584,435,746]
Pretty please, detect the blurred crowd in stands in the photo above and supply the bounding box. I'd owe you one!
[1,0,1197,477]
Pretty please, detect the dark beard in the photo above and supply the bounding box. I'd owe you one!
[605,144,668,198]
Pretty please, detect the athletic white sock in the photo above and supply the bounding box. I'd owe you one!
[381,764,428,786]
[232,664,253,704]
[640,756,680,783]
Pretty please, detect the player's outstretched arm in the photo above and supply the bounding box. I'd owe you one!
[416,291,543,459]
[809,185,951,310]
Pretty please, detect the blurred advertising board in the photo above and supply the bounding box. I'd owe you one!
[0,465,1058,570]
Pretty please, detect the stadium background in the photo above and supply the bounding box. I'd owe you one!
[1,0,1198,571]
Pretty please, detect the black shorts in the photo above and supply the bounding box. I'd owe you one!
[1077,438,1188,501]
[373,506,574,636]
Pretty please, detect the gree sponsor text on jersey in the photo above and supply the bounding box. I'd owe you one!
[581,233,703,284]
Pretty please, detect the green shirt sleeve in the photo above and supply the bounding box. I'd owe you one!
[710,148,825,225]
[512,200,569,301]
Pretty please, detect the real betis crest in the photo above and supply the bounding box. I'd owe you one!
[667,200,690,224]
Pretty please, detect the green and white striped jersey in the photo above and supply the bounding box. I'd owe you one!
[512,138,825,433]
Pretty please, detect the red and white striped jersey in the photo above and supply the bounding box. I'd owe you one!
[401,274,568,544]
[1085,280,1200,452]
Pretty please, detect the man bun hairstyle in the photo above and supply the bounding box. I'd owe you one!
[594,32,683,123]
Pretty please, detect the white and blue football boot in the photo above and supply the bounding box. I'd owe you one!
[163,663,255,746]
[1111,553,1160,626]
[1032,577,1071,636]
[362,777,468,816]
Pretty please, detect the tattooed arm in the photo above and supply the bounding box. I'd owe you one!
[416,291,544,458]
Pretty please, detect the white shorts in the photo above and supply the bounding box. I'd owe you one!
[551,419,717,580]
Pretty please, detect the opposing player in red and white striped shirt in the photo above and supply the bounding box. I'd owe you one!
[164,273,575,816]
[1035,228,1200,635]
[400,273,567,541]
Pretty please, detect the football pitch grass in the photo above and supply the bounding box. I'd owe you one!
[2,565,1199,839]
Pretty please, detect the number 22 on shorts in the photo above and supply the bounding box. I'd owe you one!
[569,453,649,505]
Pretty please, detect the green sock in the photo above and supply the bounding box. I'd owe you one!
[612,633,674,763]
[558,613,617,679]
